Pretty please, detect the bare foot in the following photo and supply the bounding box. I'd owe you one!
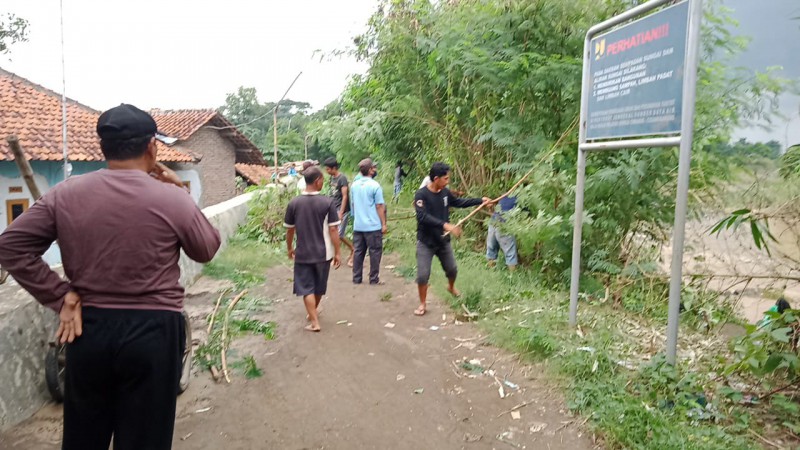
[304,324,321,332]
[306,306,323,321]
[413,305,426,316]
[447,287,461,297]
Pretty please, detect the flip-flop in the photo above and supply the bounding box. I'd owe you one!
[304,324,321,332]
[413,307,426,316]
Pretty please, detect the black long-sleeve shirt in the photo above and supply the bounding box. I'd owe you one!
[414,186,483,249]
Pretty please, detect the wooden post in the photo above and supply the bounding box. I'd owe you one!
[273,107,279,177]
[6,135,43,200]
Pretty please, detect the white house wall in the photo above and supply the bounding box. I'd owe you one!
[174,169,202,205]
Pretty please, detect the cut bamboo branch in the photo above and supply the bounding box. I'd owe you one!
[6,135,43,200]
[204,354,221,382]
[444,117,578,236]
[207,288,231,336]
[220,289,247,383]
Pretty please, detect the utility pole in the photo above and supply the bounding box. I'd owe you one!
[272,72,303,178]
[273,107,278,174]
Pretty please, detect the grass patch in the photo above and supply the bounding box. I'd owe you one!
[387,210,767,449]
[203,234,283,289]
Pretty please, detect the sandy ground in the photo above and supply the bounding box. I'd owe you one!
[0,255,595,450]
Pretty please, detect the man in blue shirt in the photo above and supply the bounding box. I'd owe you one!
[350,158,387,284]
[486,196,518,271]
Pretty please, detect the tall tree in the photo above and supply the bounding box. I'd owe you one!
[316,0,792,283]
[0,13,28,54]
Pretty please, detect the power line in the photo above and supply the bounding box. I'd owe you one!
[207,71,303,131]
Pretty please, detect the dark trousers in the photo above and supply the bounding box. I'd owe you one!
[63,307,185,450]
[353,230,383,284]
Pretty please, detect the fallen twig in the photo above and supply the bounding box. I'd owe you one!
[221,289,247,383]
[495,399,535,418]
[554,420,574,433]
[758,379,800,401]
[451,361,463,379]
[461,304,478,319]
[747,429,783,449]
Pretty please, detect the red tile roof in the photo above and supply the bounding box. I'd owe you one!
[235,163,277,185]
[0,68,193,163]
[150,109,266,165]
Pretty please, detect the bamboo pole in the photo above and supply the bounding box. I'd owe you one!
[220,289,247,383]
[206,288,231,336]
[6,136,43,200]
[444,117,578,236]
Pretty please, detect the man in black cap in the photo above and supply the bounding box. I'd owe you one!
[0,104,221,450]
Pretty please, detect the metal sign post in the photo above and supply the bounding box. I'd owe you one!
[568,0,703,365]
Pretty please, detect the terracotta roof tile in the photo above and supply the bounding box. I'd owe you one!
[0,68,193,163]
[150,109,218,140]
[151,109,266,165]
[235,163,281,185]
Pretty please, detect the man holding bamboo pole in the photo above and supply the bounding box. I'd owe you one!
[413,162,492,316]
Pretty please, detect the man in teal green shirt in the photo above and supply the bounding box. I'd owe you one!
[350,158,386,284]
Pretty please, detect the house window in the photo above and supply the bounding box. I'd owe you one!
[8,186,22,193]
[6,199,29,225]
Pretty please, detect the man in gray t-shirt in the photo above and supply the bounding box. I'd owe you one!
[323,157,354,266]
[284,167,342,332]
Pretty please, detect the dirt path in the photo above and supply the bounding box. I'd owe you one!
[0,255,595,450]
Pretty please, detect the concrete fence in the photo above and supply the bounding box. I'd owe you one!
[0,192,253,431]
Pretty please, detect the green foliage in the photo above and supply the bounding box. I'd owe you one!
[230,355,263,379]
[725,309,800,379]
[780,145,800,179]
[0,13,27,54]
[240,187,295,244]
[195,292,275,380]
[511,326,559,358]
[320,0,792,288]
[231,318,276,340]
[710,208,777,256]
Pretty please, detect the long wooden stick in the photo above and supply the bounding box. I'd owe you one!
[207,288,231,335]
[7,135,43,200]
[220,289,247,383]
[444,117,578,236]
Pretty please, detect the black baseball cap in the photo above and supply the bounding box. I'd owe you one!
[96,104,158,140]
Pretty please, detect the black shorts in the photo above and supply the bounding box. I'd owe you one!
[293,261,332,296]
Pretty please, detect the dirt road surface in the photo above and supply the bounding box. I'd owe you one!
[0,256,595,449]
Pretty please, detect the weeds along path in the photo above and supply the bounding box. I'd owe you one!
[0,254,594,450]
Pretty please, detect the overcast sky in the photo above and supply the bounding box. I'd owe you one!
[1,0,374,112]
[724,0,800,148]
[2,0,798,147]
